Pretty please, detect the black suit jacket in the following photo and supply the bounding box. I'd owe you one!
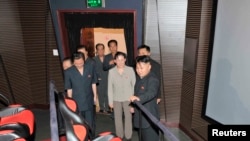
[133,58,162,99]
[103,53,115,71]
[133,72,160,128]
[150,59,162,99]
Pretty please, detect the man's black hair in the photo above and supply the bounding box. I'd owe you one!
[63,56,72,63]
[76,45,87,51]
[135,55,151,63]
[137,44,151,52]
[95,43,105,50]
[72,52,85,62]
[107,39,118,47]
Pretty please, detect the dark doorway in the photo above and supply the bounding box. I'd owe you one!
[57,10,136,66]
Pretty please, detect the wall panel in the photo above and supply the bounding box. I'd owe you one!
[0,0,32,104]
[180,0,214,140]
[0,0,64,106]
[144,0,188,123]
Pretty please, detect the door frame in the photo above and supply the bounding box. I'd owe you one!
[57,10,137,58]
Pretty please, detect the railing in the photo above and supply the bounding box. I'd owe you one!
[49,80,59,141]
[0,93,10,106]
[133,100,180,141]
[0,55,15,103]
[49,80,179,141]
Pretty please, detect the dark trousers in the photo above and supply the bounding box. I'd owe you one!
[80,107,95,138]
[93,105,96,136]
[97,85,109,111]
[140,126,159,141]
[56,104,65,134]
[57,109,64,130]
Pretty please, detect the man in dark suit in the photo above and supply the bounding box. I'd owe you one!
[93,43,109,113]
[64,52,97,138]
[103,39,118,71]
[77,45,97,137]
[137,45,162,104]
[130,55,160,141]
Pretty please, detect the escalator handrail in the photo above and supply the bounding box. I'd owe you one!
[133,100,180,141]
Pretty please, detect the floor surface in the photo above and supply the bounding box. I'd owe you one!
[33,109,192,141]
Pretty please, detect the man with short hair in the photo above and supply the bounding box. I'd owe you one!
[77,45,95,66]
[137,44,162,104]
[76,45,98,137]
[130,55,160,141]
[103,39,118,71]
[64,52,97,138]
[62,57,72,70]
[93,43,109,113]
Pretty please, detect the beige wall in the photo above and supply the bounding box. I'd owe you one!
[94,28,127,55]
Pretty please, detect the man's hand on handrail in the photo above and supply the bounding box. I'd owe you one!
[129,95,140,102]
[129,96,140,114]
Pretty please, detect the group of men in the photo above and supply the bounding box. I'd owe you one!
[62,39,162,141]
